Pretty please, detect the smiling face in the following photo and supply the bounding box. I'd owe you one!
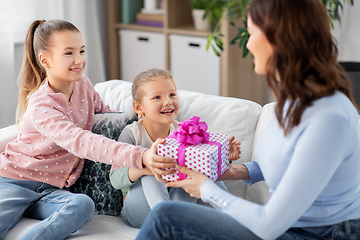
[134,76,180,127]
[40,30,86,92]
[246,16,273,75]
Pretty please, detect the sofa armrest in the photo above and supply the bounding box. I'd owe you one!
[245,102,275,205]
[0,125,19,152]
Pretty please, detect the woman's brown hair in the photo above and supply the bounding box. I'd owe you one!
[248,0,356,134]
[16,19,80,123]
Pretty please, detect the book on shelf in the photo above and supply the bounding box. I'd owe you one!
[140,8,164,14]
[136,20,164,28]
[136,13,163,22]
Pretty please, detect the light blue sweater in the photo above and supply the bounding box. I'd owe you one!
[201,91,360,240]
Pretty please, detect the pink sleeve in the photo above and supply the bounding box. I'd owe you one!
[29,96,145,169]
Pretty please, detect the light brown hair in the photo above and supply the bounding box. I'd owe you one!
[17,19,80,123]
[132,68,174,103]
[249,0,356,134]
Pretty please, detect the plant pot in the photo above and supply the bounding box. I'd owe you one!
[144,0,157,10]
[192,9,211,31]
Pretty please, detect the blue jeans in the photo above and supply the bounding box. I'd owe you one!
[121,176,197,228]
[122,176,229,228]
[135,201,360,240]
[0,176,95,240]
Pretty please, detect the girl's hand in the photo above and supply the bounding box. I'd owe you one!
[142,138,177,182]
[141,167,154,176]
[165,165,209,199]
[128,167,154,183]
[217,163,250,181]
[229,136,241,161]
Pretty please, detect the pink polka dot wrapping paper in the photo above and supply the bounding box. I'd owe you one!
[158,133,230,181]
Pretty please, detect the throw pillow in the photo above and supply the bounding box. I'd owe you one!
[70,112,137,216]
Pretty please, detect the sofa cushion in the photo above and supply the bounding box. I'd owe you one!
[245,102,275,205]
[70,112,137,216]
[251,102,276,161]
[4,215,139,240]
[94,80,136,113]
[0,124,18,152]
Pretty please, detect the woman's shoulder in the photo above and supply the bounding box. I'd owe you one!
[314,92,355,113]
[304,91,358,124]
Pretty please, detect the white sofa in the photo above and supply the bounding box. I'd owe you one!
[0,80,273,239]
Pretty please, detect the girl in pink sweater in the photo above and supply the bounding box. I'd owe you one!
[0,19,175,240]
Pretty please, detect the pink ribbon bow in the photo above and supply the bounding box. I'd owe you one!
[168,116,222,180]
[171,116,210,145]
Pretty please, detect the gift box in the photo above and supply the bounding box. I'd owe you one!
[158,116,229,181]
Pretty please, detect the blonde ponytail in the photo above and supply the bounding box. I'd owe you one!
[16,19,80,124]
[16,20,46,124]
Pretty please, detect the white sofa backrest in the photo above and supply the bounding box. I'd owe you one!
[251,102,276,161]
[0,125,18,152]
[94,80,262,164]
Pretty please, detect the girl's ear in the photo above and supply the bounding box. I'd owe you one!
[133,101,144,116]
[39,53,50,69]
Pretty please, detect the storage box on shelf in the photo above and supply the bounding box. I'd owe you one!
[169,34,220,95]
[118,29,165,82]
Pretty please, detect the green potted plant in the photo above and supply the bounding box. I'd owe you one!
[189,0,212,31]
[204,0,354,57]
[190,0,209,9]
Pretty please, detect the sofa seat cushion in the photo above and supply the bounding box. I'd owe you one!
[3,215,139,240]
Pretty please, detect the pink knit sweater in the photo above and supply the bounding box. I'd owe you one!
[0,76,146,188]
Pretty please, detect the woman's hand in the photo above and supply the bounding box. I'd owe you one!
[229,136,241,161]
[165,165,209,199]
[142,138,177,182]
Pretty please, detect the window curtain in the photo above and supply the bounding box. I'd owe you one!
[0,0,106,128]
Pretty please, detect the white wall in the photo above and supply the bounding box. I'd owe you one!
[0,33,17,129]
[331,1,360,62]
[0,0,107,128]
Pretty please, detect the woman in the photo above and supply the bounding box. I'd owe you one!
[135,0,360,239]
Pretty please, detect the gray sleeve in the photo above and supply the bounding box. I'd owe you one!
[118,127,136,145]
[109,166,132,191]
[110,127,137,193]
